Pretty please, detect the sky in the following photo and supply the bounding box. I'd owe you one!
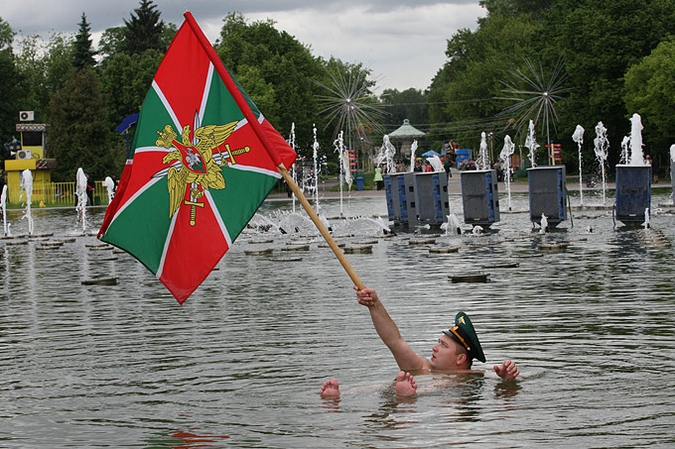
[1,0,486,92]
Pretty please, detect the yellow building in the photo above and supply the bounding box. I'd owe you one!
[3,123,55,205]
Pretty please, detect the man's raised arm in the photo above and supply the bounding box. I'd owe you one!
[355,286,427,372]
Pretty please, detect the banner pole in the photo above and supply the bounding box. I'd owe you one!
[278,164,364,290]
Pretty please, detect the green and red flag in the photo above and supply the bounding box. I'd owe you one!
[98,12,296,304]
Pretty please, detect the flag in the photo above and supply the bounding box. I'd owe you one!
[98,12,297,304]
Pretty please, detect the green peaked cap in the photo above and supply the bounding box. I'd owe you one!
[442,312,486,363]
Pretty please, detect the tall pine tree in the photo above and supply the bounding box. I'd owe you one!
[72,13,96,71]
[120,0,166,55]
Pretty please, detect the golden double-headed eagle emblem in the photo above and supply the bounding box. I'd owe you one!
[155,121,250,225]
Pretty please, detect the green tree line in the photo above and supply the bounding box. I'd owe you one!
[2,0,675,181]
[428,0,675,175]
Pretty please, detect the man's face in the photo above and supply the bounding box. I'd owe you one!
[430,334,466,371]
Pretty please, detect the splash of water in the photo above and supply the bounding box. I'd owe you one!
[427,155,444,172]
[75,167,88,234]
[478,131,490,170]
[1,184,8,236]
[629,113,646,166]
[499,135,515,211]
[441,213,462,235]
[524,120,539,168]
[643,208,650,229]
[20,169,34,235]
[572,125,585,207]
[539,213,548,234]
[593,122,610,204]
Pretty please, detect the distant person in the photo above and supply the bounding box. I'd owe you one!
[650,155,660,183]
[85,170,95,206]
[373,165,384,191]
[320,286,519,398]
[444,157,453,178]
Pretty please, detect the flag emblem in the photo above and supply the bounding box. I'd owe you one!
[156,121,252,223]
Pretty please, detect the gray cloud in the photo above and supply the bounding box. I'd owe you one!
[3,0,485,90]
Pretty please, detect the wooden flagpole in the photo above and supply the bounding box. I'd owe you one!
[277,164,364,290]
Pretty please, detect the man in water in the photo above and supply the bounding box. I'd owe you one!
[320,285,520,398]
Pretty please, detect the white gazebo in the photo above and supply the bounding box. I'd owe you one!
[388,119,426,159]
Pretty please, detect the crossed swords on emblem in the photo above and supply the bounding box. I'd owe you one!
[181,144,250,226]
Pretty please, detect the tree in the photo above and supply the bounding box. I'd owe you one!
[624,38,675,152]
[379,88,429,136]
[48,69,118,181]
[480,0,553,18]
[550,0,675,167]
[72,13,96,71]
[120,0,166,56]
[100,49,163,129]
[0,18,24,143]
[216,13,329,159]
[427,13,543,148]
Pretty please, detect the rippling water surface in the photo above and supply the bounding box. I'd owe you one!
[1,188,674,448]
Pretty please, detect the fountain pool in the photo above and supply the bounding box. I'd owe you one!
[1,191,674,448]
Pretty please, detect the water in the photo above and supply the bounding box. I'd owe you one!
[499,135,515,210]
[572,124,584,207]
[2,190,675,448]
[525,119,539,168]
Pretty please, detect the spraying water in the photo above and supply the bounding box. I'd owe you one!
[593,122,610,204]
[620,136,630,165]
[629,113,646,166]
[312,124,321,214]
[525,120,539,168]
[103,176,115,204]
[572,125,585,207]
[409,140,417,172]
[1,184,8,236]
[499,135,515,210]
[334,131,352,217]
[20,169,34,235]
[375,134,396,174]
[287,123,297,213]
[670,144,675,205]
[75,167,88,234]
[478,131,490,170]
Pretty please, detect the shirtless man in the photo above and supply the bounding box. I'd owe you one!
[320,286,519,398]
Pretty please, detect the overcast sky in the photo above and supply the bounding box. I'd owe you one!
[2,0,486,92]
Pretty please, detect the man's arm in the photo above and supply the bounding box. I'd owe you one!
[355,286,428,372]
